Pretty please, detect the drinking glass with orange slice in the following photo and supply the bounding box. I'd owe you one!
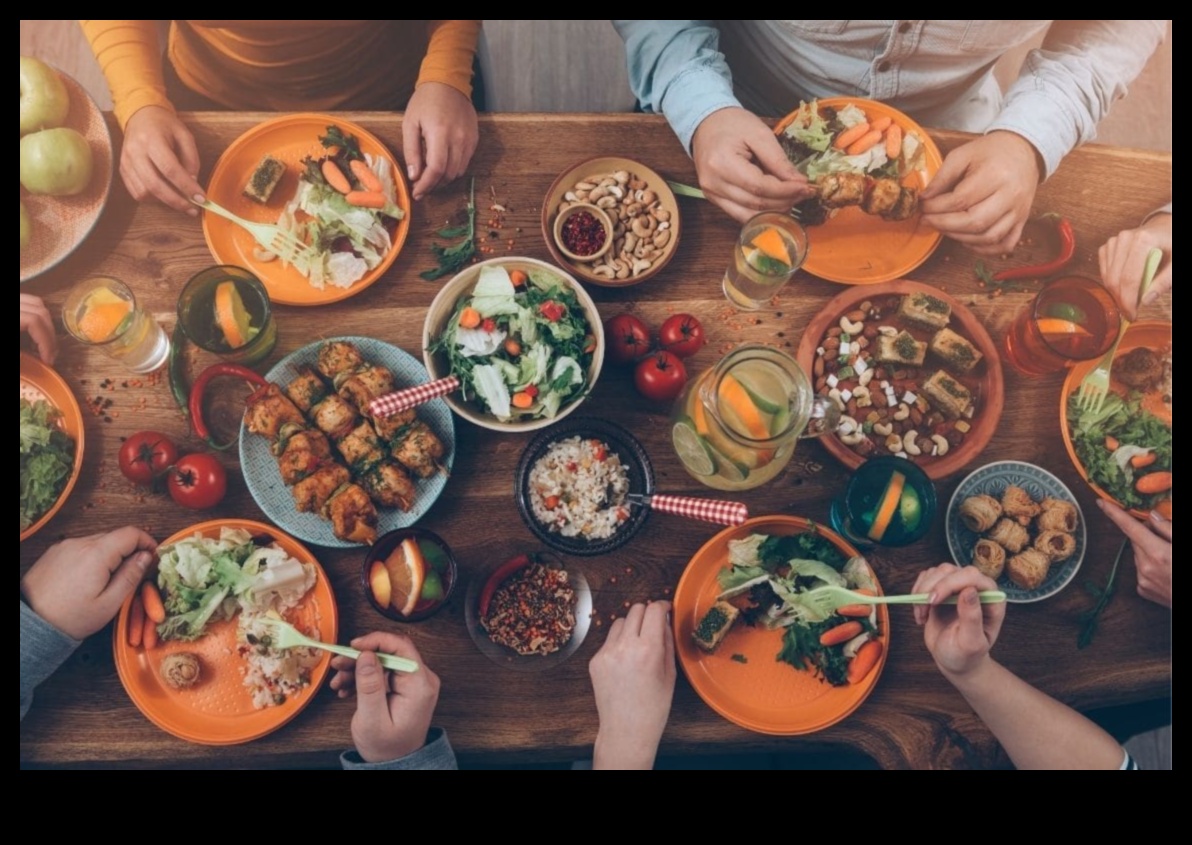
[723,212,808,310]
[670,344,838,491]
[830,455,936,548]
[362,529,457,622]
[63,276,170,373]
[1000,276,1121,376]
[178,265,278,366]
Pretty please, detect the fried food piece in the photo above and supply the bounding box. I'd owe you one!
[337,420,385,470]
[1007,548,1051,591]
[693,601,739,652]
[971,538,1006,580]
[335,364,395,413]
[930,327,984,374]
[819,172,866,208]
[884,187,919,221]
[274,425,332,485]
[987,518,1030,554]
[360,461,416,511]
[959,494,1002,533]
[922,370,972,419]
[324,483,378,545]
[244,384,307,441]
[372,407,417,442]
[285,366,330,414]
[897,292,952,329]
[316,341,366,380]
[243,155,285,204]
[309,394,359,440]
[1001,485,1042,525]
[877,330,928,367]
[1116,347,1163,391]
[160,652,202,690]
[291,462,351,513]
[863,177,902,216]
[1037,497,1079,533]
[391,420,445,479]
[1035,529,1077,563]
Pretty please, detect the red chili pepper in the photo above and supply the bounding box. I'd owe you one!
[478,553,532,618]
[977,214,1076,285]
[538,301,566,322]
[189,363,268,450]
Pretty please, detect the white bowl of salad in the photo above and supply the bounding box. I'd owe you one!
[424,257,604,433]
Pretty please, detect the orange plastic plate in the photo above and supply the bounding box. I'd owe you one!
[20,353,85,542]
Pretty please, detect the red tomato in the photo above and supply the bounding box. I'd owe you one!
[117,431,179,485]
[659,313,706,358]
[538,301,566,322]
[634,351,688,402]
[168,453,228,510]
[604,313,651,365]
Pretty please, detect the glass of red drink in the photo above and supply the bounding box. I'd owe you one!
[1000,276,1121,376]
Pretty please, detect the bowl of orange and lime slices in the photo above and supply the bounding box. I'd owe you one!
[177,265,278,366]
[362,529,458,622]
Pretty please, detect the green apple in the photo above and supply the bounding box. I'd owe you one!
[20,127,94,196]
[20,201,32,251]
[20,57,70,136]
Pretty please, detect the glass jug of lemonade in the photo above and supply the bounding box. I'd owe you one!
[670,344,838,491]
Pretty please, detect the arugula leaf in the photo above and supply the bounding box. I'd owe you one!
[320,125,363,161]
[421,178,476,281]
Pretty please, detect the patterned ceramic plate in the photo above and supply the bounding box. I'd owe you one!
[946,461,1087,603]
[239,337,455,548]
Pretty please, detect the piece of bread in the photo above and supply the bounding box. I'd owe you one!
[959,493,1002,533]
[1038,497,1079,533]
[1007,548,1051,591]
[692,600,739,653]
[922,370,972,418]
[897,292,952,329]
[877,330,928,367]
[243,155,286,204]
[930,327,983,374]
[987,517,1030,554]
[1035,529,1077,563]
[972,538,1006,580]
[1002,485,1042,526]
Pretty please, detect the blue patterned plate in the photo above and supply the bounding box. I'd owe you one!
[945,460,1086,603]
[239,337,455,548]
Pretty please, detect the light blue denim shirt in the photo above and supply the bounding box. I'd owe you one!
[613,20,1165,177]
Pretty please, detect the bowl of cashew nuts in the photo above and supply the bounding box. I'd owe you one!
[542,156,681,288]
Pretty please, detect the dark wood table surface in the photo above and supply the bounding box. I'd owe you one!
[19,113,1172,769]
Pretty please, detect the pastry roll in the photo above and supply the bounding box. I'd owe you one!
[971,538,1006,580]
[1038,497,1079,533]
[1007,548,1051,591]
[1035,529,1077,563]
[1001,485,1041,525]
[988,518,1030,554]
[959,494,1002,533]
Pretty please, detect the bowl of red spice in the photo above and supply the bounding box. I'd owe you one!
[552,202,613,264]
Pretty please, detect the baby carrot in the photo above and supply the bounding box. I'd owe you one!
[322,160,352,194]
[1155,500,1173,521]
[504,338,522,357]
[1105,436,1120,451]
[127,595,145,648]
[509,269,529,289]
[459,307,482,329]
[847,639,883,685]
[345,190,387,209]
[837,605,873,618]
[886,124,903,159]
[1130,452,1157,469]
[870,116,892,133]
[349,159,383,193]
[141,582,166,625]
[142,613,159,650]
[1136,472,1172,495]
[846,129,884,156]
[544,495,561,510]
[819,620,863,647]
[833,122,871,151]
[511,392,535,409]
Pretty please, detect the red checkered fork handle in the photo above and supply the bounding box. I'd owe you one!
[646,495,748,526]
[368,375,461,418]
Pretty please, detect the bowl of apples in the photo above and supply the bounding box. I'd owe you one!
[362,528,458,622]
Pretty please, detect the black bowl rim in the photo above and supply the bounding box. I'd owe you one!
[360,527,459,621]
[515,417,656,557]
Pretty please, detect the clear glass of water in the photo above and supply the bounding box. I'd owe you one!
[722,212,809,310]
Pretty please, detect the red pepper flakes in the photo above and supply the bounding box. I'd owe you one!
[609,576,618,585]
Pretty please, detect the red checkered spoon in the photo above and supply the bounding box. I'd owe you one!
[369,376,461,418]
[626,494,748,526]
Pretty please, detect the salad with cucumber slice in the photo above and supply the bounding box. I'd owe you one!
[431,264,596,422]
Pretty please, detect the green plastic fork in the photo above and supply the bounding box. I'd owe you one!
[256,615,419,674]
[193,197,316,266]
[801,584,1006,617]
[1076,247,1163,415]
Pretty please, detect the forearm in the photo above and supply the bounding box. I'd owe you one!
[20,602,80,722]
[944,658,1126,770]
[419,20,481,98]
[79,20,172,128]
[612,20,739,152]
[340,728,458,770]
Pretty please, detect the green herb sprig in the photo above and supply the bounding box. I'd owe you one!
[421,177,476,281]
[1078,539,1128,649]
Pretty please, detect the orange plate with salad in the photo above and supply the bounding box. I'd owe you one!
[673,516,890,736]
[774,98,943,285]
[1060,321,1172,519]
[113,519,338,746]
[20,353,86,542]
[202,114,411,307]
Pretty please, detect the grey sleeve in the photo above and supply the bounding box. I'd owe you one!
[20,601,81,722]
[340,728,458,770]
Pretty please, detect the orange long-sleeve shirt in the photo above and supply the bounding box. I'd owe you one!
[80,20,480,128]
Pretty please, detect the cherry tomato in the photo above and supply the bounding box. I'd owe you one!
[604,313,651,365]
[168,453,228,510]
[117,431,179,485]
[538,301,566,322]
[659,313,706,358]
[634,351,688,402]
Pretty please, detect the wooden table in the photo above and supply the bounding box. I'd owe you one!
[19,113,1172,769]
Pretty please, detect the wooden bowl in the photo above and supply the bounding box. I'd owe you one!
[422,257,605,433]
[541,156,680,288]
[795,279,1005,481]
[552,203,614,263]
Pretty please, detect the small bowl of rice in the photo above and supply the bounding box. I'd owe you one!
[515,417,655,556]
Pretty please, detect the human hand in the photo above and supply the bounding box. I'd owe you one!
[921,131,1041,255]
[120,106,204,214]
[691,107,815,223]
[329,632,441,764]
[1097,213,1172,319]
[912,563,1006,679]
[20,293,57,364]
[402,82,478,201]
[589,601,676,770]
[1097,499,1172,609]
[20,527,157,640]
